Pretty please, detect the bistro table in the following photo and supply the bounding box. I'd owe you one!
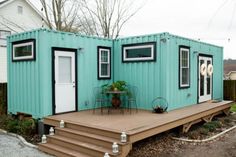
[105,90,127,114]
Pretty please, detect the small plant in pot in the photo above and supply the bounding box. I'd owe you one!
[151,97,168,113]
[103,81,128,108]
[153,105,166,113]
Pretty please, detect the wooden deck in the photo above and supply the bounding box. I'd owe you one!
[39,101,233,157]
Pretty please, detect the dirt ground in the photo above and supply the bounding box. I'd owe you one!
[128,128,236,157]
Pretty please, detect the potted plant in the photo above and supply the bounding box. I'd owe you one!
[102,81,128,107]
[151,97,168,113]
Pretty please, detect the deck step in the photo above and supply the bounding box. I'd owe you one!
[44,118,121,139]
[55,127,126,148]
[38,143,91,157]
[47,135,120,157]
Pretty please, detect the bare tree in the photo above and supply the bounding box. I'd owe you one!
[79,0,144,38]
[40,0,80,32]
[40,0,144,37]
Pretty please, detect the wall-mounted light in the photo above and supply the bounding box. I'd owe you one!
[160,38,167,43]
[78,47,84,53]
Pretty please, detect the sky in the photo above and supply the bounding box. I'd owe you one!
[119,0,236,59]
[30,0,236,59]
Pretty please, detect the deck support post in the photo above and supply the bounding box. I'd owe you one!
[223,108,230,116]
[182,119,202,133]
[202,115,212,123]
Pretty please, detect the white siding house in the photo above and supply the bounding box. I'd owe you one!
[0,0,46,82]
[224,59,236,80]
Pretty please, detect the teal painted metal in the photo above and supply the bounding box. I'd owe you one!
[7,29,112,118]
[7,29,223,118]
[114,33,223,111]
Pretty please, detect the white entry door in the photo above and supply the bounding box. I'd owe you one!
[54,50,76,114]
[198,56,212,103]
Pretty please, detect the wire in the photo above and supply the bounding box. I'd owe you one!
[227,2,236,31]
[207,0,230,28]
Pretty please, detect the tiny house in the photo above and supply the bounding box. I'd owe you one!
[7,29,223,118]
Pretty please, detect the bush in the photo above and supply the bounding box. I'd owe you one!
[6,119,20,133]
[203,121,222,132]
[188,130,199,139]
[230,104,236,112]
[0,115,36,136]
[198,128,209,135]
[19,119,36,135]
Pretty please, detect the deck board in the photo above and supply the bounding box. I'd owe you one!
[42,101,233,156]
[46,101,233,135]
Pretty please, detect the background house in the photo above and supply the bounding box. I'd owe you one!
[0,0,46,83]
[224,59,236,80]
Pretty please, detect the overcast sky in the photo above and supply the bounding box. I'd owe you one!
[29,0,236,59]
[119,0,236,59]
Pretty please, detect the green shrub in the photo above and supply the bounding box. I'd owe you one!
[19,119,36,135]
[230,104,236,112]
[203,121,221,132]
[198,128,209,135]
[6,119,20,133]
[188,130,199,139]
[0,115,36,136]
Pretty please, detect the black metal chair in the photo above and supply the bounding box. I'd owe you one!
[93,87,109,114]
[126,85,138,113]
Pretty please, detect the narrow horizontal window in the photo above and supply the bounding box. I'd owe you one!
[179,46,190,88]
[12,39,35,61]
[122,42,156,62]
[97,46,111,80]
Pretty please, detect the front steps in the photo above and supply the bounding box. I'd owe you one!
[38,118,132,157]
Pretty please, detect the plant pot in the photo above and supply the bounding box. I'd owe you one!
[153,106,165,113]
[111,97,121,108]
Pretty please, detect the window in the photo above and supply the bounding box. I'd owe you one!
[179,46,190,88]
[122,42,156,62]
[17,6,23,14]
[97,46,111,79]
[12,39,35,61]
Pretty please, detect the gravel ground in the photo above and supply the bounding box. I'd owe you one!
[0,133,52,157]
[128,128,236,157]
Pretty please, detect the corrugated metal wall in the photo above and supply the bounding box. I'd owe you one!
[166,35,223,110]
[8,29,113,118]
[7,29,223,118]
[114,33,223,111]
[113,33,166,110]
[7,30,42,117]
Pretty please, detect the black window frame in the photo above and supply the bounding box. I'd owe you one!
[12,39,36,62]
[97,46,111,80]
[179,45,190,89]
[122,42,156,62]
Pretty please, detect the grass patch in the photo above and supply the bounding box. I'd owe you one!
[230,104,236,112]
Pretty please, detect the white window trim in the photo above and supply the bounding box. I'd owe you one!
[99,48,110,79]
[13,41,34,61]
[123,44,155,61]
[180,47,190,87]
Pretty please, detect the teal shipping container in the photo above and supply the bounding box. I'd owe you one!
[7,29,223,118]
